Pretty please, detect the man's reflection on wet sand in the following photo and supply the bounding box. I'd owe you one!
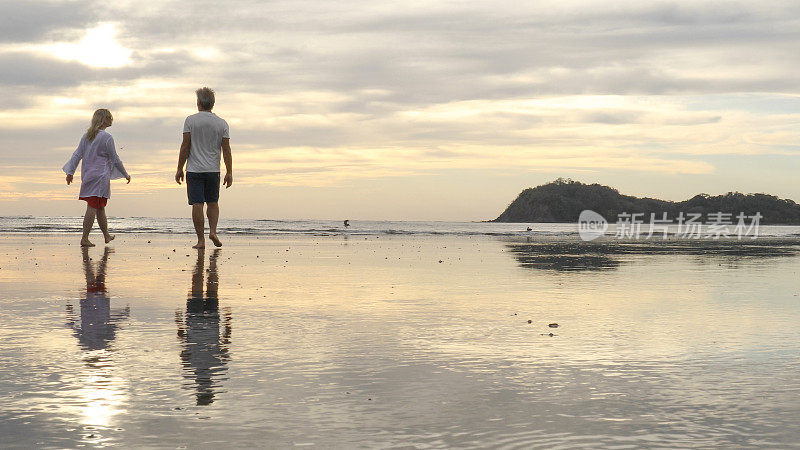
[175,249,232,406]
[66,247,130,351]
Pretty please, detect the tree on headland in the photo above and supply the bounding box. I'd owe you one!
[493,179,800,224]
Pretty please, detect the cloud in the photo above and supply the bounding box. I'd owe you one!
[0,0,95,43]
[0,50,195,92]
[33,23,133,68]
[0,52,93,87]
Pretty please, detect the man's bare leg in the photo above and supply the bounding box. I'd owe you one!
[96,207,115,244]
[207,202,222,247]
[192,203,205,249]
[81,206,97,247]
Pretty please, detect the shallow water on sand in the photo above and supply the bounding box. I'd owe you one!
[1,234,800,448]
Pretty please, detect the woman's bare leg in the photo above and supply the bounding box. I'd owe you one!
[96,207,115,244]
[81,206,97,247]
[97,246,111,282]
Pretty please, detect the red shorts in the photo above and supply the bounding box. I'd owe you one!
[80,196,108,209]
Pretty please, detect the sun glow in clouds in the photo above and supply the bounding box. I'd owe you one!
[42,23,132,68]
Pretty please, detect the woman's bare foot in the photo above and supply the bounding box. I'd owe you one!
[81,239,95,247]
[104,234,115,244]
[209,234,222,247]
[192,241,205,249]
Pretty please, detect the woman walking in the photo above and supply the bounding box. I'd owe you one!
[63,109,131,247]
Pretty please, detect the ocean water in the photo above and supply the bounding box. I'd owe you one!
[2,216,800,238]
[1,231,800,447]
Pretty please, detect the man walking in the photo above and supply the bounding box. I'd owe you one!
[176,87,233,249]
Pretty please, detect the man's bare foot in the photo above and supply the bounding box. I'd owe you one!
[192,241,205,249]
[209,234,222,247]
[81,239,95,247]
[105,234,115,244]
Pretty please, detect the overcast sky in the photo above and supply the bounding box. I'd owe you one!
[2,0,800,220]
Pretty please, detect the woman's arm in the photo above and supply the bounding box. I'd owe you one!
[62,137,85,184]
[107,135,131,182]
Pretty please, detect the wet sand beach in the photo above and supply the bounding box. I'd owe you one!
[2,234,800,447]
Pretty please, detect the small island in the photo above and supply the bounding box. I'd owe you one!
[494,178,800,224]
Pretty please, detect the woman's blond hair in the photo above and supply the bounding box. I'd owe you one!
[86,108,113,141]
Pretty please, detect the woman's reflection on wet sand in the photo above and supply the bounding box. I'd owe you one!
[65,247,130,429]
[66,247,130,351]
[175,249,232,406]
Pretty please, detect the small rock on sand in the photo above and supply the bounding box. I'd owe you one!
[548,323,559,328]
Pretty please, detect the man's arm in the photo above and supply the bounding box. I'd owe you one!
[175,132,191,184]
[222,138,233,188]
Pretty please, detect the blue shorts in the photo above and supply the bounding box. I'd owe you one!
[187,172,220,205]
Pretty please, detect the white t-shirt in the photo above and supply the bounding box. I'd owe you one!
[183,111,230,173]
